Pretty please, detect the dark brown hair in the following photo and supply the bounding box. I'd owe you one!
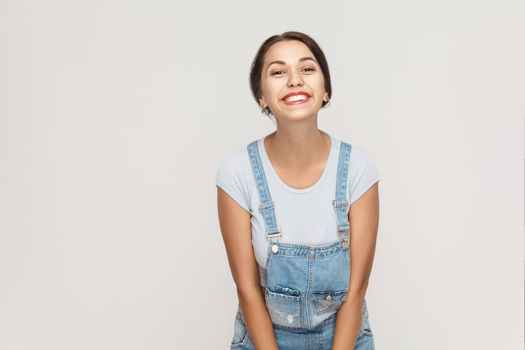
[249,31,332,116]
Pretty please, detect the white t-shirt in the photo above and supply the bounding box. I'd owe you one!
[215,133,380,287]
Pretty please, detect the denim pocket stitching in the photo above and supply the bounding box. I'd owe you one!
[359,312,373,337]
[312,289,348,315]
[265,287,304,328]
[230,313,249,348]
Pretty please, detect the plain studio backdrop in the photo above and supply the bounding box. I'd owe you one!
[0,0,523,349]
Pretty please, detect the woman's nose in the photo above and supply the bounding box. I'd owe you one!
[288,71,303,87]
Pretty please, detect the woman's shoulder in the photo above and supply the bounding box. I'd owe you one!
[215,142,256,187]
[215,144,255,212]
[331,135,380,204]
[217,142,253,168]
[331,135,378,165]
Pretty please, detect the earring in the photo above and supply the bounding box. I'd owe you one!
[261,105,271,116]
[323,98,331,108]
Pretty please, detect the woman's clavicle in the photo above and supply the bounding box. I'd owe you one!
[264,132,332,190]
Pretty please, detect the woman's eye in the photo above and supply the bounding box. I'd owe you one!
[272,67,315,76]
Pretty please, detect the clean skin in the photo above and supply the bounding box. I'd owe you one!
[258,39,331,190]
[217,39,379,350]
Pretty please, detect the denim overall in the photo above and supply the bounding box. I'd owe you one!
[230,140,375,350]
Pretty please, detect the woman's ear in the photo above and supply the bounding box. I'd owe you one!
[259,97,268,109]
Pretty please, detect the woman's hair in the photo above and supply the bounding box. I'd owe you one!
[249,31,332,117]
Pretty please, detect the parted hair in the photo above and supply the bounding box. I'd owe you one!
[249,31,332,115]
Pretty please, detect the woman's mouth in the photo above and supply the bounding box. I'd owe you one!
[282,95,312,106]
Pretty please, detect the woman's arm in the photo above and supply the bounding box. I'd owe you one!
[332,182,379,350]
[217,186,279,350]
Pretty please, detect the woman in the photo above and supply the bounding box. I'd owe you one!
[216,31,379,350]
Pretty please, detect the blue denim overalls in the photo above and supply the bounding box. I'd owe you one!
[230,140,375,350]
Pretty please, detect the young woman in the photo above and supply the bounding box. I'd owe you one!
[216,31,380,350]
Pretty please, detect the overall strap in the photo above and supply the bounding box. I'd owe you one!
[332,141,352,250]
[247,140,282,242]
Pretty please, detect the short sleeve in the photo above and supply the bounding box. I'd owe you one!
[348,147,380,206]
[215,151,251,213]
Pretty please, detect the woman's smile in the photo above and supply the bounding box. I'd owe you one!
[281,95,313,106]
[280,90,314,107]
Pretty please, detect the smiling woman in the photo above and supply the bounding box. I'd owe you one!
[249,34,332,125]
[216,31,379,350]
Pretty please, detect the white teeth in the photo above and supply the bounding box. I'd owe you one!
[285,94,308,102]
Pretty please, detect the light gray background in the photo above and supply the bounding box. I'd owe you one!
[0,0,523,349]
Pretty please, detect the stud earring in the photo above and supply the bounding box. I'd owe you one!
[261,105,271,116]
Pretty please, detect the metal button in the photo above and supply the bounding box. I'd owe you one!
[326,293,332,301]
[271,244,279,254]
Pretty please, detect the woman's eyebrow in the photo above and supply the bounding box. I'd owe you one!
[266,57,317,71]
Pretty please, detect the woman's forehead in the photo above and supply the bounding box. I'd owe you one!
[264,40,314,64]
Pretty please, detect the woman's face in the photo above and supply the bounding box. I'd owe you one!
[259,40,328,121]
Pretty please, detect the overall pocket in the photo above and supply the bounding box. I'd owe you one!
[312,288,348,315]
[359,304,373,337]
[264,285,304,329]
[230,310,249,348]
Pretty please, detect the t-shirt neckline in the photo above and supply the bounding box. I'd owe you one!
[257,133,336,194]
